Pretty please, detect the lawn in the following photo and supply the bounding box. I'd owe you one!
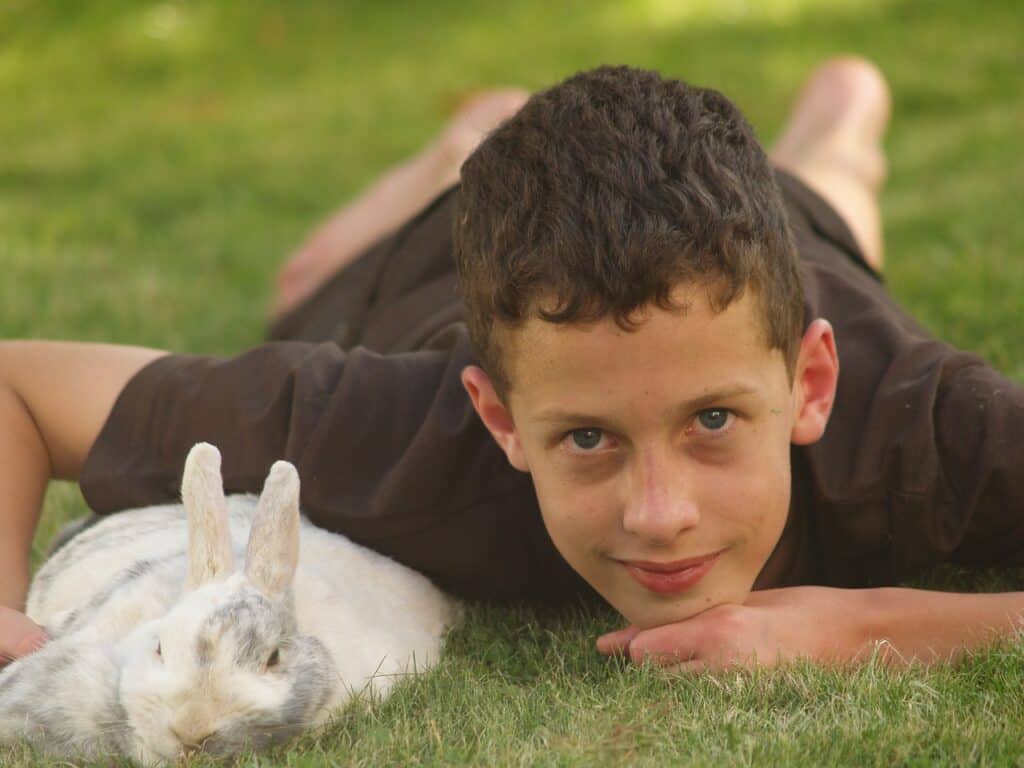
[2,0,1023,765]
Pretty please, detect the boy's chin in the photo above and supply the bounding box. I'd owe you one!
[616,584,754,629]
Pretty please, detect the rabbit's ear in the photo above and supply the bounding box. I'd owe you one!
[182,442,235,588]
[244,460,300,598]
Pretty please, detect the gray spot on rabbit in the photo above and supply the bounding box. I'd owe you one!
[202,716,291,757]
[195,637,214,666]
[2,647,75,708]
[199,591,288,668]
[42,515,101,559]
[0,663,25,695]
[279,636,336,723]
[29,649,74,696]
[57,557,175,635]
[34,516,178,602]
[1,643,133,756]
[198,638,336,757]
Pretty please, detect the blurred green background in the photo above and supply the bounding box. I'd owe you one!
[2,0,1021,370]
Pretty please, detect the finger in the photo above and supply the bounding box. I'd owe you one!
[596,625,641,656]
[14,628,49,657]
[0,607,48,662]
[670,659,710,674]
[629,644,698,667]
[627,623,702,666]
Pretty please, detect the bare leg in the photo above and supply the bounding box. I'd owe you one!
[273,89,529,319]
[770,57,891,272]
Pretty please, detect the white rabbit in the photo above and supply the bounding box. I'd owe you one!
[0,443,459,764]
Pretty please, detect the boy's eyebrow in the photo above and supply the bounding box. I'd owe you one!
[532,384,760,424]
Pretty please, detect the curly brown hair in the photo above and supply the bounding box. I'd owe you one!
[454,65,804,398]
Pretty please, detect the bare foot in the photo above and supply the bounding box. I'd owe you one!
[431,89,533,185]
[273,89,529,320]
[770,57,891,271]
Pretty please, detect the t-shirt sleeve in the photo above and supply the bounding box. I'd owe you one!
[776,168,1024,587]
[808,283,1024,580]
[79,326,592,603]
[933,363,1024,567]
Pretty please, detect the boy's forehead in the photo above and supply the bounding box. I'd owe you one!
[501,290,786,410]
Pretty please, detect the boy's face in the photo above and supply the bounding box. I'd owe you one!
[463,287,837,629]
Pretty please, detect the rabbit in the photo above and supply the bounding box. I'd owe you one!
[0,442,460,764]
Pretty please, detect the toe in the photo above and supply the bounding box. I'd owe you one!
[770,56,891,186]
[439,88,530,165]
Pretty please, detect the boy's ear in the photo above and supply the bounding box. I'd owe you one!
[790,318,839,445]
[460,365,531,472]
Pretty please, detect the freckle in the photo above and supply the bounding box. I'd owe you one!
[705,597,711,603]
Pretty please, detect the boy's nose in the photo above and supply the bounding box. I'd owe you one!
[620,454,700,544]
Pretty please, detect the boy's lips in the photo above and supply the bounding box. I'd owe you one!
[620,549,725,594]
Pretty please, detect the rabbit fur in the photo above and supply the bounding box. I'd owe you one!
[0,443,459,764]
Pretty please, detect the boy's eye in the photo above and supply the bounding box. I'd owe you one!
[569,428,604,450]
[696,408,732,431]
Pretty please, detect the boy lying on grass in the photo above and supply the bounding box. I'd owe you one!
[2,57,1022,672]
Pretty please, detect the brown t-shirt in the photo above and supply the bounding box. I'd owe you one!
[79,171,1024,602]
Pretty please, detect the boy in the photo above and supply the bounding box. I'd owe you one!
[1,58,1022,672]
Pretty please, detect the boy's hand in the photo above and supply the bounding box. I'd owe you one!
[596,586,863,671]
[0,606,48,668]
[599,586,1024,671]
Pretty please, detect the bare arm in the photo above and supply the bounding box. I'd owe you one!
[597,586,1024,669]
[857,587,1024,665]
[0,340,166,612]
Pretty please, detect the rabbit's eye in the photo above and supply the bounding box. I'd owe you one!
[155,641,163,659]
[266,649,280,669]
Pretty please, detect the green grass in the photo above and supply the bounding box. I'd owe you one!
[2,0,1023,765]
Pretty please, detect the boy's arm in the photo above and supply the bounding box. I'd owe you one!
[0,340,166,610]
[597,585,1024,669]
